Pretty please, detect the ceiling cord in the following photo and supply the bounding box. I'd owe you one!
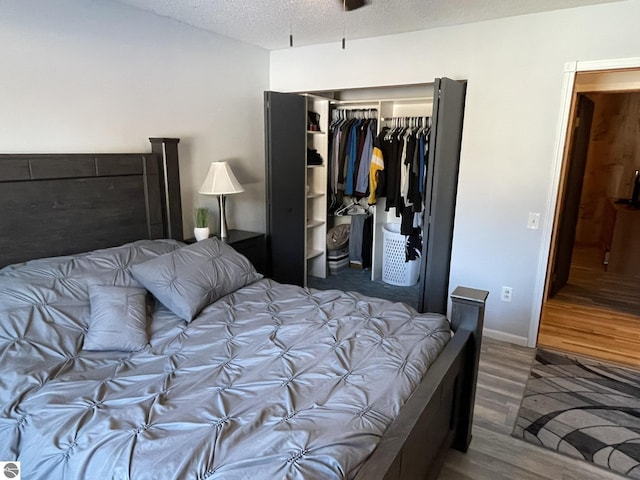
[342,0,346,49]
[289,0,294,47]
[288,0,348,49]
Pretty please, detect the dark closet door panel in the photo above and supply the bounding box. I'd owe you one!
[264,91,306,286]
[549,94,594,297]
[419,78,467,314]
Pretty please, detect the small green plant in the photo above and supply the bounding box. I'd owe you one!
[195,208,208,228]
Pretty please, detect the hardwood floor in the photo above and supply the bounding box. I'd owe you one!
[538,300,640,368]
[553,246,640,315]
[437,338,627,480]
[538,246,640,368]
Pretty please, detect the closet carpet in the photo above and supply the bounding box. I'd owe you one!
[307,268,420,309]
[513,348,640,479]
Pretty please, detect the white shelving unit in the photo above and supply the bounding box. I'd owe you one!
[305,95,329,281]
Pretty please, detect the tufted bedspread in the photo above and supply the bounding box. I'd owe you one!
[0,240,450,480]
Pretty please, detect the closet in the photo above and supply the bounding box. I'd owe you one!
[264,78,466,314]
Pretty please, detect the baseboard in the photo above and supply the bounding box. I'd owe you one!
[483,328,528,346]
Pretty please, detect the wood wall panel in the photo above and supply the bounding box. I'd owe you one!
[575,92,640,247]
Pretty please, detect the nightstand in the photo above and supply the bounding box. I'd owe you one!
[184,230,266,274]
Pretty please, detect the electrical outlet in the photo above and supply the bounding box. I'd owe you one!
[501,286,513,303]
[527,212,541,230]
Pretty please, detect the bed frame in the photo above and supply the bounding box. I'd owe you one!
[0,138,183,268]
[355,286,487,479]
[0,142,488,480]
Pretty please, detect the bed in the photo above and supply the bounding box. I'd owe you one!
[0,139,488,480]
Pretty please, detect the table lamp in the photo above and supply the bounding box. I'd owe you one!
[199,161,244,239]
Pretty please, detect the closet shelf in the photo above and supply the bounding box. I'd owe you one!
[306,219,324,228]
[329,96,432,106]
[306,164,324,168]
[307,192,325,199]
[307,130,325,135]
[306,249,324,260]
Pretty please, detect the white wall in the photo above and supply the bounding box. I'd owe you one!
[270,1,640,344]
[0,0,269,236]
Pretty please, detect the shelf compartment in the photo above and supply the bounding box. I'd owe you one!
[306,219,325,228]
[306,249,324,260]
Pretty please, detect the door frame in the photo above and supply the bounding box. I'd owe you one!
[528,56,640,348]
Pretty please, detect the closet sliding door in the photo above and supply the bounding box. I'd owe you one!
[264,91,306,286]
[418,77,467,314]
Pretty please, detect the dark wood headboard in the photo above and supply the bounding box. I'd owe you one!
[0,138,183,268]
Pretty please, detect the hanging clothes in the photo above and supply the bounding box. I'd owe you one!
[348,213,366,265]
[328,109,377,205]
[344,119,362,196]
[328,111,431,269]
[355,124,374,195]
[372,117,431,238]
[367,130,385,205]
[382,126,403,213]
[329,111,431,215]
[332,198,373,270]
[362,214,373,269]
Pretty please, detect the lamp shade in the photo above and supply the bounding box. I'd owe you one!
[199,161,244,195]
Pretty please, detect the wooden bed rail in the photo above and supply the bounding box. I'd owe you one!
[354,286,488,480]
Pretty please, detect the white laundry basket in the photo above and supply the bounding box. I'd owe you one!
[382,223,420,286]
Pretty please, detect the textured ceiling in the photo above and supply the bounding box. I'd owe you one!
[113,0,620,50]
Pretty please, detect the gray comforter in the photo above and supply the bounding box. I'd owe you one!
[0,240,450,479]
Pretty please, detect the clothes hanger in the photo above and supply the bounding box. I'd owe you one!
[384,120,394,140]
[333,200,351,216]
[346,202,368,215]
[330,109,341,129]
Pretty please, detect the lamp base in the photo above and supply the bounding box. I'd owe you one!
[218,195,228,239]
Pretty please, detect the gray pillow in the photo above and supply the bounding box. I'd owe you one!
[84,285,148,351]
[130,237,262,322]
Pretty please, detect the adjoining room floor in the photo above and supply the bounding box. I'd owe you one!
[307,268,420,310]
[538,246,640,368]
[553,246,640,315]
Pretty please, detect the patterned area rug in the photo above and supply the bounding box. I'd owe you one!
[513,349,640,478]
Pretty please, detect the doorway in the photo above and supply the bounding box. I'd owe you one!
[537,69,640,368]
